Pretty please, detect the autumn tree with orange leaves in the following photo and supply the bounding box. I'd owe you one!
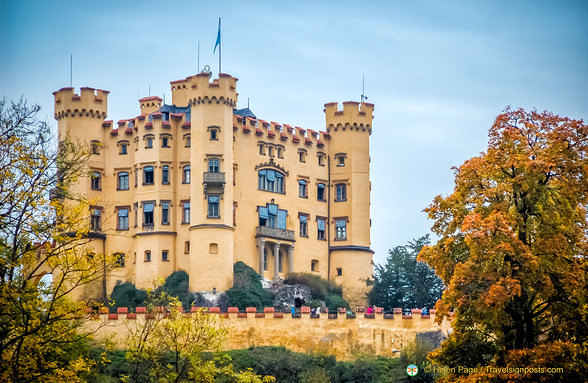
[419,108,588,382]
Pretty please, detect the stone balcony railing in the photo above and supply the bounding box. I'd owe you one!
[203,172,225,184]
[256,225,295,241]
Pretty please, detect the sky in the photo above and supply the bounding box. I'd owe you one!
[1,0,587,267]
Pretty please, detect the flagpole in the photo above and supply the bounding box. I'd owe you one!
[218,18,222,74]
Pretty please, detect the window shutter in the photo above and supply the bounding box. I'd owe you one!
[143,203,154,213]
[259,207,269,219]
[268,204,278,215]
[299,215,307,223]
[318,219,325,231]
[278,210,287,229]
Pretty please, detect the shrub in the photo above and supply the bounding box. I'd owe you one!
[156,270,193,309]
[108,282,147,312]
[284,272,345,303]
[227,262,274,309]
[326,294,349,311]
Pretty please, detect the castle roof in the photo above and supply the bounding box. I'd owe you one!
[233,107,256,119]
[158,104,191,121]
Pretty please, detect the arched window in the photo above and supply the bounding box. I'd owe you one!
[208,159,220,173]
[335,183,347,201]
[162,165,169,184]
[298,180,307,198]
[143,166,154,185]
[258,169,284,193]
[117,172,129,190]
[91,172,101,190]
[183,165,191,183]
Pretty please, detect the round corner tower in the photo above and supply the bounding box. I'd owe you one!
[186,73,238,292]
[324,101,374,306]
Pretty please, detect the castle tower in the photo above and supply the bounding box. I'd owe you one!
[186,73,238,292]
[53,87,110,300]
[325,101,374,305]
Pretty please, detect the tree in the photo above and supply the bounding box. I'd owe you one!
[367,235,443,310]
[122,291,274,383]
[0,98,109,382]
[419,108,588,381]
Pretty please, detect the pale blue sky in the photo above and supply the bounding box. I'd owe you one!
[1,0,587,266]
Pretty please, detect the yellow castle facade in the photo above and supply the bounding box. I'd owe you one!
[53,71,374,305]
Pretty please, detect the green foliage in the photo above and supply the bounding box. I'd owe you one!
[108,282,147,312]
[227,262,274,309]
[155,270,193,309]
[367,235,443,309]
[284,272,342,300]
[326,294,349,311]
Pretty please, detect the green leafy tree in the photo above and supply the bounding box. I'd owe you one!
[123,290,274,383]
[419,108,588,381]
[0,98,109,382]
[368,236,443,309]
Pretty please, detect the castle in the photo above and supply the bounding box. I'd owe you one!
[53,71,374,306]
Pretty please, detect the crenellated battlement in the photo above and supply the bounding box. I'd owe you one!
[53,87,109,120]
[139,96,162,115]
[171,73,238,108]
[232,114,329,147]
[324,101,374,134]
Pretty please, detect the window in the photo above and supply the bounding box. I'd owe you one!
[162,165,169,184]
[183,165,191,183]
[133,202,138,228]
[185,135,191,148]
[317,183,326,201]
[162,250,169,261]
[335,183,347,201]
[336,219,347,240]
[268,146,274,157]
[259,143,265,155]
[143,202,154,228]
[317,153,325,166]
[143,166,154,185]
[91,172,101,190]
[135,169,138,187]
[119,143,128,155]
[311,259,319,272]
[277,147,284,158]
[207,195,219,218]
[337,268,342,276]
[263,249,268,271]
[278,251,282,272]
[258,204,287,229]
[90,207,101,231]
[182,201,190,224]
[317,218,326,240]
[298,180,307,198]
[144,250,151,262]
[298,149,306,163]
[145,136,154,148]
[91,140,100,154]
[115,253,125,268]
[210,128,218,140]
[208,158,220,173]
[258,169,284,193]
[117,207,129,230]
[161,136,170,148]
[161,201,170,225]
[335,153,346,167]
[184,241,190,254]
[299,214,308,237]
[118,172,129,190]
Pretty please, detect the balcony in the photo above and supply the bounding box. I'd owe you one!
[203,172,225,193]
[256,225,295,242]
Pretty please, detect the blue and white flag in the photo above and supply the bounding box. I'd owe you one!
[213,18,221,54]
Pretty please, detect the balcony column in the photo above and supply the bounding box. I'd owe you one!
[257,238,265,279]
[273,242,280,282]
[288,245,294,273]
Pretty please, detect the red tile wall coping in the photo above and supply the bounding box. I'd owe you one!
[245,307,257,313]
[264,307,275,313]
[117,307,128,314]
[108,313,118,320]
[228,307,239,313]
[300,306,311,314]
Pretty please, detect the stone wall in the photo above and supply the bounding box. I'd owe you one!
[86,307,452,360]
